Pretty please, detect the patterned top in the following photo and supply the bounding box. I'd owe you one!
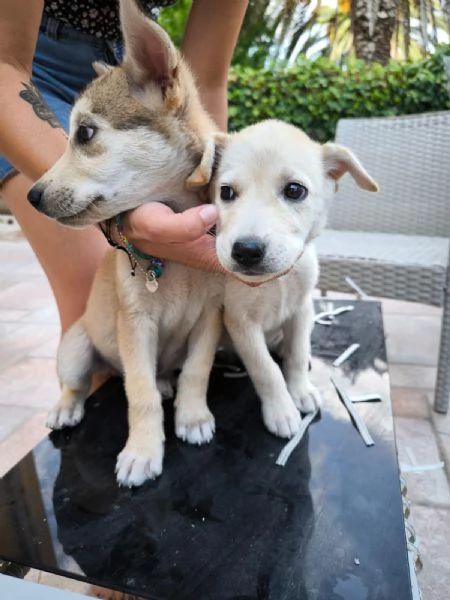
[43,0,177,40]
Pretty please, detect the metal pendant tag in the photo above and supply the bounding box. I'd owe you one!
[145,271,158,293]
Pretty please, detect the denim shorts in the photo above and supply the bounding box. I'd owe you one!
[0,14,124,185]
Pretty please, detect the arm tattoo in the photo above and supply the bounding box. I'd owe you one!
[19,81,63,130]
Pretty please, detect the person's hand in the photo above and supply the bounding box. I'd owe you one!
[123,202,269,287]
[124,202,225,273]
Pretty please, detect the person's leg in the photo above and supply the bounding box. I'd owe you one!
[2,173,108,334]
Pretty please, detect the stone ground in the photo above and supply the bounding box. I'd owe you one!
[0,223,449,599]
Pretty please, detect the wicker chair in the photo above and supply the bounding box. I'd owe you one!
[315,112,450,414]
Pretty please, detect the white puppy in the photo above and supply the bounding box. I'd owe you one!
[197,120,379,438]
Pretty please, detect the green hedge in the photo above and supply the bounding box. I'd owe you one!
[228,47,450,142]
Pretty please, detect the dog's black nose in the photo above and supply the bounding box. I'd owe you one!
[232,238,266,267]
[27,185,44,209]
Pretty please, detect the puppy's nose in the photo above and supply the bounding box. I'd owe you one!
[232,238,266,267]
[27,185,44,209]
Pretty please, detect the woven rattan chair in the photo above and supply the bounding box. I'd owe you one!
[316,112,450,414]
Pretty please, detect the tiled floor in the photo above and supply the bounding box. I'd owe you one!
[0,228,449,599]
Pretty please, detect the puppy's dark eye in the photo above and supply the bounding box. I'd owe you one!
[76,124,96,144]
[284,182,308,201]
[220,185,236,202]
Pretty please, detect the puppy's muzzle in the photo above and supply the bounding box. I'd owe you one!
[231,237,266,268]
[28,184,45,212]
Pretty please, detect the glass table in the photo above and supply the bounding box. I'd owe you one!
[0,301,413,599]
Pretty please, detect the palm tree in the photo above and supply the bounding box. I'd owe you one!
[159,0,449,66]
[350,0,397,64]
[335,0,449,62]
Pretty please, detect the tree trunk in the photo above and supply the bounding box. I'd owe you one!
[351,0,398,64]
[442,0,450,35]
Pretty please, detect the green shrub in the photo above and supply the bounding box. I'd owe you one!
[228,47,450,142]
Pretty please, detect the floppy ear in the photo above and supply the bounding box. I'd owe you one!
[120,0,178,92]
[186,132,230,189]
[92,61,113,77]
[322,142,379,192]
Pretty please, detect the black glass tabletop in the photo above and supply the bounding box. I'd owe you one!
[0,301,412,599]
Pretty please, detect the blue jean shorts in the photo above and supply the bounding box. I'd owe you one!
[0,14,124,185]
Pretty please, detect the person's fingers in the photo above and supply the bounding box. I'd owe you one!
[128,203,217,244]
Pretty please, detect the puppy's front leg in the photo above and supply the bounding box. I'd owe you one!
[283,296,321,413]
[47,320,96,429]
[116,311,164,487]
[175,307,222,445]
[224,313,301,438]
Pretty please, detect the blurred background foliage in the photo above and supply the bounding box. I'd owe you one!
[159,0,450,139]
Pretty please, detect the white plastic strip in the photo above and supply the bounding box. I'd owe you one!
[223,371,248,379]
[345,276,367,299]
[275,408,319,467]
[400,462,445,474]
[333,343,360,367]
[314,304,354,325]
[351,394,382,403]
[331,377,374,447]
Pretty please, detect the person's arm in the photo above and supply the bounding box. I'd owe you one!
[0,0,69,182]
[180,0,248,130]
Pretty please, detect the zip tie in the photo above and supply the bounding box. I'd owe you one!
[351,394,382,403]
[345,276,367,299]
[331,377,374,447]
[213,363,243,372]
[314,304,354,325]
[223,371,248,379]
[275,408,319,466]
[333,343,360,367]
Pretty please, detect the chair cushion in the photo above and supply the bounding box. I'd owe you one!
[315,231,449,306]
[316,231,449,268]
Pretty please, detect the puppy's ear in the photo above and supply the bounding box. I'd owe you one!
[92,61,113,77]
[120,0,178,92]
[322,142,379,192]
[186,132,230,189]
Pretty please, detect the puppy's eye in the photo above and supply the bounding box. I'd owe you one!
[220,185,236,202]
[283,182,308,201]
[76,124,97,144]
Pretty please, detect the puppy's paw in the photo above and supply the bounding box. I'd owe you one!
[157,378,174,400]
[115,445,164,488]
[175,406,215,445]
[262,397,301,439]
[46,401,84,429]
[288,379,321,414]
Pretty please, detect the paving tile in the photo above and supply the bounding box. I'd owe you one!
[0,309,29,322]
[394,417,450,507]
[0,322,23,337]
[27,336,59,359]
[0,405,35,445]
[0,358,59,408]
[381,298,442,317]
[20,304,59,325]
[391,388,431,419]
[24,569,41,583]
[428,395,450,436]
[412,505,450,600]
[0,279,54,311]
[438,433,450,483]
[0,322,60,370]
[0,276,24,293]
[0,411,49,477]
[38,571,92,596]
[384,313,441,367]
[389,364,437,390]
